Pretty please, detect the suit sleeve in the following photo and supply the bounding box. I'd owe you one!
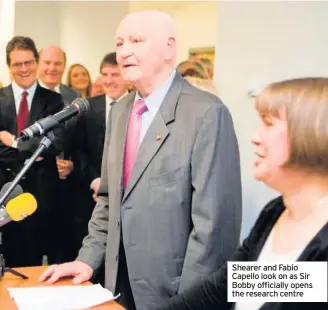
[16,93,65,158]
[178,100,242,292]
[158,198,283,310]
[75,115,110,271]
[158,237,249,310]
[0,92,65,169]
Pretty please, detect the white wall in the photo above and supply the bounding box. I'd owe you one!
[165,1,218,64]
[0,0,15,85]
[12,1,217,79]
[215,1,328,239]
[14,1,60,48]
[13,1,129,81]
[58,1,129,81]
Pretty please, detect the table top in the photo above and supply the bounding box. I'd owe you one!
[0,266,125,310]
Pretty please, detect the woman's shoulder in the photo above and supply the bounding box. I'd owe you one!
[255,196,285,226]
[244,196,285,245]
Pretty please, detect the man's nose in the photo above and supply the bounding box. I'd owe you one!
[118,43,132,58]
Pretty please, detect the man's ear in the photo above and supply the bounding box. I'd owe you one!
[164,37,176,61]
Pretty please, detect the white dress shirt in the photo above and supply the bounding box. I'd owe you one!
[133,69,176,145]
[106,91,129,123]
[12,81,38,114]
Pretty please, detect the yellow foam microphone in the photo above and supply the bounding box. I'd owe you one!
[5,193,37,222]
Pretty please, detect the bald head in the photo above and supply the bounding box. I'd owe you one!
[119,10,176,41]
[38,45,66,89]
[115,10,177,96]
[39,45,66,65]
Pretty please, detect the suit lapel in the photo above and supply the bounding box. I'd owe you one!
[59,84,70,107]
[122,73,185,202]
[115,94,134,202]
[91,95,106,130]
[29,85,46,125]
[0,86,18,134]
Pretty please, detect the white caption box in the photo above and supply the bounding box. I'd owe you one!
[228,261,327,303]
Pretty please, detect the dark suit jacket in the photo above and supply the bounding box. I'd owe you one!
[78,94,106,185]
[160,196,328,310]
[59,83,80,107]
[57,83,82,168]
[0,84,65,206]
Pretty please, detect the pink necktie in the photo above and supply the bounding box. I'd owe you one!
[123,99,148,189]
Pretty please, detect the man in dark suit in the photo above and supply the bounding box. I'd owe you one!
[38,45,88,262]
[83,52,129,201]
[40,11,242,310]
[72,52,129,263]
[0,36,65,267]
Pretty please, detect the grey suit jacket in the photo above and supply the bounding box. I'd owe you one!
[59,84,80,106]
[77,73,242,309]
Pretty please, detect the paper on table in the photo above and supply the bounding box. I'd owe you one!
[8,284,118,310]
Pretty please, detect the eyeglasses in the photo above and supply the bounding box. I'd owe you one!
[11,58,36,70]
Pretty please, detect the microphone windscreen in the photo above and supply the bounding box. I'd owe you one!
[6,193,37,221]
[0,182,24,205]
[73,98,90,115]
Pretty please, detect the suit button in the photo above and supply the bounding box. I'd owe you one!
[115,255,118,262]
[117,221,120,227]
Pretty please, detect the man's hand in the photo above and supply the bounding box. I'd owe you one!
[56,158,74,179]
[39,261,93,285]
[90,177,101,202]
[0,131,15,147]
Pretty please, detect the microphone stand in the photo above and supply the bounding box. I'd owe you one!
[0,132,55,281]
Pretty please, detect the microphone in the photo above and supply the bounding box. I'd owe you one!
[0,193,37,228]
[0,182,23,206]
[20,98,90,141]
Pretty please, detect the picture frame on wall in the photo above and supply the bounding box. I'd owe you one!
[189,46,215,63]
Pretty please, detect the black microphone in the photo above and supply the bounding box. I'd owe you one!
[20,98,90,141]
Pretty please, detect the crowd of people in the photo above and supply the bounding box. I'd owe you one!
[0,9,327,310]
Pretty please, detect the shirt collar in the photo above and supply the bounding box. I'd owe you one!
[106,91,129,105]
[12,80,38,101]
[38,80,61,93]
[134,69,176,116]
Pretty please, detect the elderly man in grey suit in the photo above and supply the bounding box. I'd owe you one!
[40,10,242,309]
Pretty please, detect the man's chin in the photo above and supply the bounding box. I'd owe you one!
[17,80,36,89]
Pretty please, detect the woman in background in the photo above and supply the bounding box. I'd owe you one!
[177,59,208,79]
[184,76,217,95]
[159,77,328,310]
[66,63,92,98]
[177,59,217,95]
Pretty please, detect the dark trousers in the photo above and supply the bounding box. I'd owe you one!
[1,211,58,267]
[115,240,136,310]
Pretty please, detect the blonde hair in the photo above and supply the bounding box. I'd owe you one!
[66,63,92,97]
[256,77,328,171]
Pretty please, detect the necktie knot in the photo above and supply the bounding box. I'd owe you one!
[134,99,148,116]
[22,91,28,99]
